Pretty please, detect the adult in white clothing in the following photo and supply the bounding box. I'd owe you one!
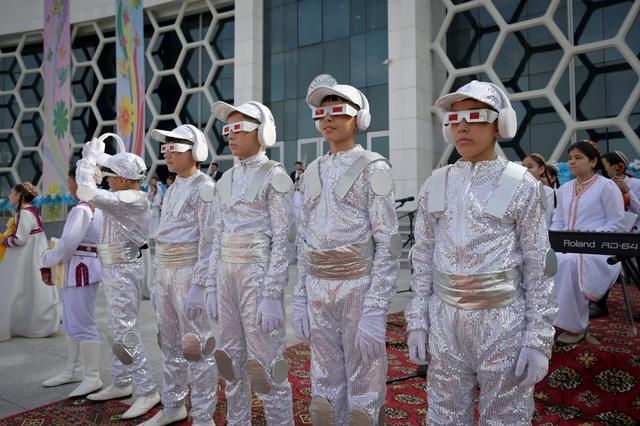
[0,182,59,342]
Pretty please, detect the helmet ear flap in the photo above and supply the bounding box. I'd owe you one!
[248,102,277,147]
[356,109,371,131]
[497,107,517,139]
[442,124,455,144]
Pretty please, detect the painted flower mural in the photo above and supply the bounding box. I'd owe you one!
[53,99,68,139]
[117,95,134,135]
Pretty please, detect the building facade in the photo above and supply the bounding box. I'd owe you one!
[0,0,638,211]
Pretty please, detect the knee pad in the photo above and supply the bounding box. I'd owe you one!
[310,397,334,426]
[182,333,217,362]
[245,358,290,395]
[111,330,139,365]
[214,349,236,382]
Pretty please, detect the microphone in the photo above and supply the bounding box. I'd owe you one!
[395,196,415,204]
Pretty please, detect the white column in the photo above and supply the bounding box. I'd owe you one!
[234,0,263,104]
[388,0,446,210]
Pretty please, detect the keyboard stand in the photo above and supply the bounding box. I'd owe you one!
[610,256,639,337]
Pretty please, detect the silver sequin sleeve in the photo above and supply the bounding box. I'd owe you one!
[362,161,400,309]
[404,178,436,332]
[204,194,222,289]
[293,174,310,299]
[75,158,150,247]
[514,177,557,358]
[263,166,295,299]
[193,181,216,289]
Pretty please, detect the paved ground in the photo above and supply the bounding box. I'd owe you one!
[0,266,412,419]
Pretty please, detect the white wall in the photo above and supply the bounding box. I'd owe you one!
[388,0,446,210]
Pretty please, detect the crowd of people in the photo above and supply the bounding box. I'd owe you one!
[0,79,635,425]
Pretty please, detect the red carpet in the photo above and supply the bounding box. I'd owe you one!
[1,282,638,425]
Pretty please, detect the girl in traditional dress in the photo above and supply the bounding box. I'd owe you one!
[551,141,626,343]
[0,182,60,341]
[523,153,556,226]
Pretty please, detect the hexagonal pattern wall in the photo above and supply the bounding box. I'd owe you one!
[0,0,234,197]
[433,0,640,164]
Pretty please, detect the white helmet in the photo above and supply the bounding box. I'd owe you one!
[150,124,209,162]
[435,80,517,144]
[306,80,371,132]
[212,101,277,147]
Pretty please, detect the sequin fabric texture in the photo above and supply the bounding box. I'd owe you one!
[153,170,218,421]
[207,152,294,425]
[406,157,557,424]
[295,145,400,425]
[75,158,157,397]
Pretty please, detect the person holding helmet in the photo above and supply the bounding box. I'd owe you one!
[138,125,218,426]
[75,134,160,419]
[208,100,295,425]
[292,78,401,425]
[405,80,557,424]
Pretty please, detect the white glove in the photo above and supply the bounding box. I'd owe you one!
[355,307,387,365]
[184,285,205,321]
[407,330,429,365]
[206,291,218,322]
[292,296,310,342]
[150,287,158,312]
[256,298,284,334]
[81,137,104,162]
[515,347,548,387]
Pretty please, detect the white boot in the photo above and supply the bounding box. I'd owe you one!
[43,336,83,387]
[138,405,187,425]
[120,391,161,419]
[68,341,103,397]
[86,383,133,401]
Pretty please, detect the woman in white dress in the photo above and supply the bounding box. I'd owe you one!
[0,182,60,341]
[148,184,162,239]
[523,153,556,226]
[550,141,626,343]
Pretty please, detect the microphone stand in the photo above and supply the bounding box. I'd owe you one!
[608,255,640,334]
[387,199,427,383]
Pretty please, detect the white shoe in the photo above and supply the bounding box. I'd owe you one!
[121,392,161,419]
[69,341,103,397]
[43,336,82,387]
[138,405,187,425]
[86,383,133,401]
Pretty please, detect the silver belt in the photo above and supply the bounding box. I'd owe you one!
[220,232,271,264]
[157,242,198,268]
[97,242,141,265]
[305,238,374,280]
[433,268,522,310]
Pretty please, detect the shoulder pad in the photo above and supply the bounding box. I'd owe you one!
[427,165,450,214]
[370,170,393,196]
[305,158,322,201]
[118,190,138,204]
[271,172,293,193]
[199,181,216,202]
